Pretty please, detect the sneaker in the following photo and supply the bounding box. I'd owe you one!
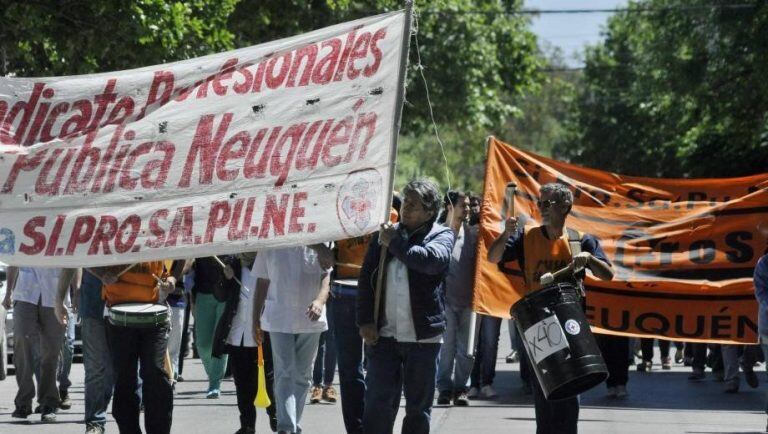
[467,386,480,399]
[745,369,760,389]
[606,386,617,398]
[661,357,672,370]
[41,406,57,423]
[60,392,72,410]
[724,377,740,393]
[206,389,221,399]
[12,405,32,419]
[480,385,498,399]
[688,368,705,381]
[674,348,684,364]
[310,385,322,404]
[86,424,106,434]
[453,391,469,406]
[436,390,452,405]
[616,385,628,398]
[322,385,337,403]
[505,350,519,364]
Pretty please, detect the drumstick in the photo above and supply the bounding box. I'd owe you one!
[116,263,138,277]
[505,182,517,220]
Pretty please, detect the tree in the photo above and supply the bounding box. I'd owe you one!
[555,0,768,178]
[1,0,239,76]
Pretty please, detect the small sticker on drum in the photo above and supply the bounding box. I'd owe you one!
[564,319,581,335]
[522,314,570,365]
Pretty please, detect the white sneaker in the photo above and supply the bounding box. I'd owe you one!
[480,385,498,399]
[467,387,480,399]
[616,385,628,398]
[606,386,617,398]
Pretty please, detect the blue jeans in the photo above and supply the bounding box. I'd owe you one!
[313,298,337,386]
[330,293,366,434]
[270,332,321,433]
[470,315,501,387]
[363,337,441,434]
[57,309,75,394]
[82,317,114,428]
[436,304,473,393]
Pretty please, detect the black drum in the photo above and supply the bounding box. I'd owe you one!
[511,283,607,400]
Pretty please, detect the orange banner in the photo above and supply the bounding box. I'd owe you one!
[474,137,768,343]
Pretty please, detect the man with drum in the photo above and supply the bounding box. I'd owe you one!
[88,261,179,434]
[488,182,613,434]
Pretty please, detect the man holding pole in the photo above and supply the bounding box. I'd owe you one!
[357,178,455,434]
[487,182,613,434]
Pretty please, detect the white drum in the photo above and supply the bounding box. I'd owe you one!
[108,303,169,328]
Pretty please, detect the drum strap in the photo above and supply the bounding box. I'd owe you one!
[566,228,586,297]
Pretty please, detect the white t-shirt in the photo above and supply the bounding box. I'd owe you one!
[379,258,442,344]
[12,267,63,308]
[251,246,331,334]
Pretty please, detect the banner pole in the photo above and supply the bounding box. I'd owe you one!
[373,1,414,327]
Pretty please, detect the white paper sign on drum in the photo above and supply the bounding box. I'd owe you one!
[523,314,570,365]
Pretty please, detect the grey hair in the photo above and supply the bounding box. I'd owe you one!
[403,178,442,216]
[540,183,573,206]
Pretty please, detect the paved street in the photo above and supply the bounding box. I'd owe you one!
[1,323,766,433]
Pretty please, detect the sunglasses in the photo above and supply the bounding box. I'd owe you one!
[536,199,559,209]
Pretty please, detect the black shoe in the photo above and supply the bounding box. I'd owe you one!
[746,370,760,388]
[34,405,42,414]
[59,392,72,410]
[436,390,452,405]
[453,391,469,406]
[688,368,705,381]
[41,406,57,423]
[269,415,278,432]
[235,428,255,434]
[12,405,32,419]
[177,375,184,382]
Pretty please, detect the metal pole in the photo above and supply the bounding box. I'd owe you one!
[373,1,414,327]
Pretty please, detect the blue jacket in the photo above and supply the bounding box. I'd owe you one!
[754,254,768,338]
[356,221,455,341]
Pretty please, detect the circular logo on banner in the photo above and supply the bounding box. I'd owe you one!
[336,169,383,237]
[564,319,581,336]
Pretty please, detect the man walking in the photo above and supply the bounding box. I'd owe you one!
[488,182,614,434]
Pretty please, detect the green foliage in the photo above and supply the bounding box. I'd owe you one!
[1,0,239,76]
[555,0,768,178]
[500,46,580,157]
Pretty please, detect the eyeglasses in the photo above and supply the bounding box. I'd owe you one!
[536,199,559,209]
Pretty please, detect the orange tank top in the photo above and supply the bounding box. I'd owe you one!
[102,261,165,307]
[523,226,578,293]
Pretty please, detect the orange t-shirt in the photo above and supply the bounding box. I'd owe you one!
[102,261,165,307]
[523,226,577,293]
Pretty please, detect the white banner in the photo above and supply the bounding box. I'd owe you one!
[0,11,409,267]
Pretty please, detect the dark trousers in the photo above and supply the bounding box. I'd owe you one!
[470,315,501,387]
[640,338,681,361]
[330,294,365,434]
[362,337,440,434]
[178,301,192,376]
[521,332,579,434]
[227,337,276,430]
[108,322,173,434]
[597,335,629,387]
[313,298,337,386]
[690,343,723,371]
